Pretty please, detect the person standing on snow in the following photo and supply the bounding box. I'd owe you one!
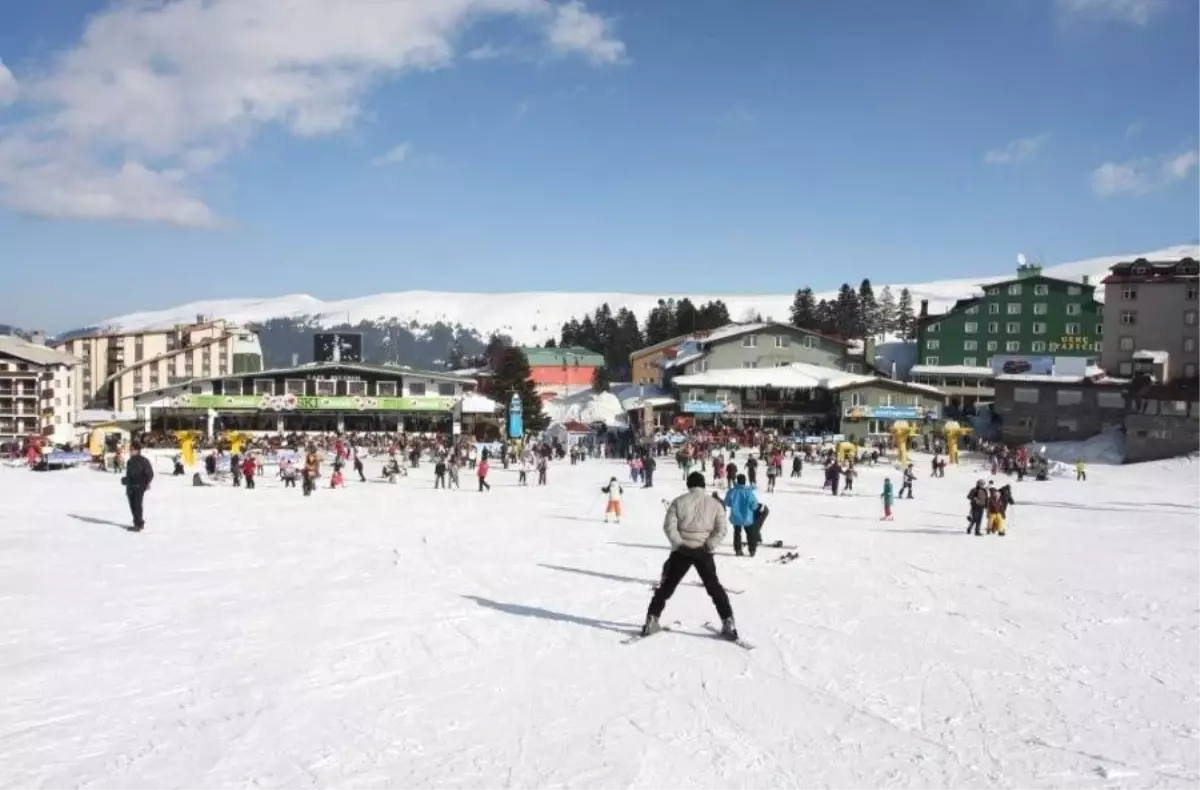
[765,459,778,492]
[642,471,737,640]
[477,457,491,492]
[518,455,530,486]
[602,477,623,523]
[966,479,988,535]
[121,442,155,532]
[723,473,761,557]
[642,454,656,488]
[242,454,257,489]
[880,477,895,520]
[1075,458,1087,482]
[898,463,915,499]
[745,455,759,488]
[354,450,366,483]
[434,457,448,489]
[536,454,548,486]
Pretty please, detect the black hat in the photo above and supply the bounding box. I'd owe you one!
[686,471,706,489]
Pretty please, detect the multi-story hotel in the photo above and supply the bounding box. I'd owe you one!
[1099,257,1199,380]
[0,333,81,445]
[52,317,264,414]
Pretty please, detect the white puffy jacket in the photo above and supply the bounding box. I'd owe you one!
[663,488,728,552]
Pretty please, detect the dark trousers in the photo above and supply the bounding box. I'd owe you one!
[732,525,761,556]
[245,474,255,489]
[284,476,296,488]
[643,470,654,488]
[899,481,913,499]
[518,471,527,485]
[648,548,733,620]
[355,462,366,482]
[126,486,146,528]
[478,477,490,491]
[538,469,547,485]
[967,505,984,534]
[302,472,314,495]
[748,471,757,487]
[435,473,446,489]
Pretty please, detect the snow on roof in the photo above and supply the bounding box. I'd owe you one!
[662,351,705,370]
[459,393,501,414]
[0,334,79,368]
[614,384,677,411]
[76,409,138,423]
[996,366,1128,385]
[543,390,628,427]
[1132,350,1169,363]
[672,362,875,391]
[909,364,994,377]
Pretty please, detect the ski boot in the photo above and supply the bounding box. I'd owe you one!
[641,614,662,637]
[720,617,738,641]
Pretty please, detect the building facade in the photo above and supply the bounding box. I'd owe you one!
[521,346,605,398]
[53,318,264,414]
[662,323,850,380]
[133,361,472,435]
[629,333,695,386]
[1124,379,1199,463]
[1099,257,1199,380]
[992,372,1128,444]
[0,334,81,444]
[835,379,946,441]
[915,264,1103,368]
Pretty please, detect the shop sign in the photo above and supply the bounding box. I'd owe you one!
[682,401,736,414]
[843,405,927,420]
[165,393,455,412]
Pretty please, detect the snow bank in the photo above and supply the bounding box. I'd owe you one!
[1029,429,1126,466]
[543,390,627,427]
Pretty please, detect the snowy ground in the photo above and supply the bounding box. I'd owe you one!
[1,452,1197,789]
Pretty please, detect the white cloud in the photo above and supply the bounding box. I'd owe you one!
[984,133,1050,165]
[1056,0,1166,25]
[1090,149,1200,196]
[371,143,411,167]
[1125,120,1143,138]
[0,0,625,227]
[0,58,17,105]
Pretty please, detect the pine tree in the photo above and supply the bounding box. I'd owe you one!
[560,319,581,347]
[577,315,599,351]
[493,347,549,433]
[833,284,862,338]
[644,299,677,345]
[814,299,835,334]
[896,288,916,341]
[609,307,643,380]
[740,307,765,323]
[591,366,611,393]
[695,300,731,330]
[484,333,510,372]
[858,279,878,338]
[877,285,898,337]
[543,338,557,348]
[673,298,699,337]
[446,340,467,371]
[789,287,817,330]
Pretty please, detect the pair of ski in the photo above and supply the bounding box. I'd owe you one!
[621,620,755,650]
[649,581,745,595]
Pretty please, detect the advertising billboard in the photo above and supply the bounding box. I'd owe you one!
[991,355,1054,376]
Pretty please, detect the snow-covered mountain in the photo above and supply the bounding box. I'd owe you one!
[96,245,1198,345]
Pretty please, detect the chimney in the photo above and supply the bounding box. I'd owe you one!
[919,299,929,318]
[30,331,46,346]
[195,313,205,325]
[1081,275,1090,286]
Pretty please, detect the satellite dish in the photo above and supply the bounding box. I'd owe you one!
[1017,253,1027,266]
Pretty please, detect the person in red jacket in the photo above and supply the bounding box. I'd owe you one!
[477,458,490,492]
[242,455,258,490]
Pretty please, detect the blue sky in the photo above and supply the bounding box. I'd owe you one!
[0,0,1196,331]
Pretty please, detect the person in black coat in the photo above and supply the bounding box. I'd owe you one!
[122,442,155,532]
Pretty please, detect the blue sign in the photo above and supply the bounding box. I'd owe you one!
[508,394,524,438]
[872,406,923,420]
[682,401,729,415]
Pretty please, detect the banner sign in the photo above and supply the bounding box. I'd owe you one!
[508,393,524,438]
[682,401,735,415]
[843,405,931,420]
[166,393,456,412]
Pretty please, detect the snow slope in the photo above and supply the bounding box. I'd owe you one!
[93,245,1199,344]
[1,454,1197,788]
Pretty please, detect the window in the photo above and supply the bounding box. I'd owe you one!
[315,380,335,396]
[849,391,866,407]
[1013,388,1039,403]
[1119,336,1135,351]
[1187,286,1198,301]
[964,322,978,334]
[1094,341,1103,352]
[742,335,758,348]
[963,357,977,366]
[1066,304,1081,316]
[1186,310,1197,326]
[846,363,863,374]
[190,384,204,395]
[1057,390,1083,406]
[989,303,1000,314]
[716,389,732,403]
[1185,338,1197,353]
[1006,322,1020,334]
[963,340,978,351]
[438,383,456,396]
[1032,322,1047,335]
[1007,303,1022,315]
[1097,391,1125,409]
[1033,303,1048,315]
[926,340,940,350]
[1095,324,1103,336]
[803,336,818,349]
[986,288,999,296]
[986,341,998,351]
[285,379,305,395]
[1118,361,1133,376]
[253,379,274,395]
[1068,285,1082,295]
[988,322,999,333]
[1122,286,1138,300]
[1120,311,1137,325]
[1008,283,1022,296]
[1056,418,1079,432]
[965,305,979,315]
[1049,343,1060,352]
[741,361,758,369]
[1064,323,1081,336]
[347,380,367,396]
[1005,341,1020,352]
[1031,341,1047,352]
[774,336,789,348]
[926,356,939,365]
[927,322,940,333]
[1034,284,1049,296]
[222,378,242,396]
[1185,363,1198,378]
[688,390,703,403]
[408,382,427,396]
[376,381,397,397]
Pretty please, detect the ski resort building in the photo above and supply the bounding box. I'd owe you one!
[52,317,264,414]
[521,346,605,399]
[913,263,1104,369]
[0,334,81,445]
[1098,257,1199,381]
[129,361,488,435]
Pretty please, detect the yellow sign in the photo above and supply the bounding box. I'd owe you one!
[1057,335,1092,351]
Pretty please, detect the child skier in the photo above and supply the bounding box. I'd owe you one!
[881,477,895,520]
[477,457,490,492]
[602,477,623,523]
[1075,457,1087,482]
[765,459,778,493]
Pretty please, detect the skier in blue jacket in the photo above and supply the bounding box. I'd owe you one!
[723,474,761,557]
